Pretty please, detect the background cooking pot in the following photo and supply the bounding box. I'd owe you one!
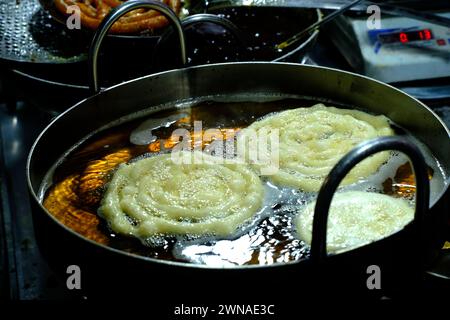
[7,0,320,113]
[26,0,450,301]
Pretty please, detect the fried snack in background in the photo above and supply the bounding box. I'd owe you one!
[54,0,181,34]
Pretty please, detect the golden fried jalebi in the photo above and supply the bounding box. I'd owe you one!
[54,0,181,34]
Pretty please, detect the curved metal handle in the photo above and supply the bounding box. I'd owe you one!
[88,0,187,93]
[179,13,245,45]
[154,13,245,66]
[310,136,430,263]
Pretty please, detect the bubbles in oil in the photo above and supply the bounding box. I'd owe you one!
[130,113,189,145]
[147,139,443,267]
[41,96,448,267]
[169,183,317,266]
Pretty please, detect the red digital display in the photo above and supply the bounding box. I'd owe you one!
[399,32,408,43]
[378,29,434,44]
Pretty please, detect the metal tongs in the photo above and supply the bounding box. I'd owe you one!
[205,0,450,28]
[205,0,450,51]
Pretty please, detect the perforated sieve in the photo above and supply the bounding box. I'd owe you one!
[0,0,87,64]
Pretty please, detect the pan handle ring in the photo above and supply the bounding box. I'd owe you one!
[310,136,430,263]
[179,13,245,44]
[88,0,187,93]
[153,13,245,69]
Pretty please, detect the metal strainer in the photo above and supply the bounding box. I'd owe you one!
[0,0,87,64]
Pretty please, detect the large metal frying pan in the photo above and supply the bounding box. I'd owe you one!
[26,1,450,300]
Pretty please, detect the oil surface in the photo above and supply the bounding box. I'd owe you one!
[157,7,318,69]
[41,99,445,266]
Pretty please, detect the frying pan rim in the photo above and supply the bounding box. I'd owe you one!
[12,69,88,90]
[26,61,450,270]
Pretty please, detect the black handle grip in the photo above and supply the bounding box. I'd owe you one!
[310,136,430,264]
